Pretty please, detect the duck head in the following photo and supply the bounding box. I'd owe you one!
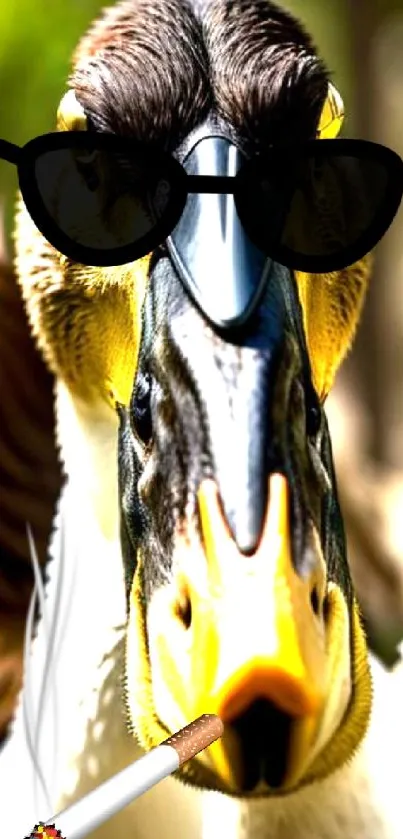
[47,0,376,799]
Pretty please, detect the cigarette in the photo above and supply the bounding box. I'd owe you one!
[30,714,223,839]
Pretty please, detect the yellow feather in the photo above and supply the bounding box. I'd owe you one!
[294,84,370,400]
[317,82,345,141]
[295,256,372,400]
[14,196,148,409]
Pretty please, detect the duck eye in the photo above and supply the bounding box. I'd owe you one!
[131,370,153,446]
[306,399,322,439]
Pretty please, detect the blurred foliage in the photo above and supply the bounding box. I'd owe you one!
[0,0,103,236]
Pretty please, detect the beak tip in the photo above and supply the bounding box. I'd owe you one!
[228,510,265,555]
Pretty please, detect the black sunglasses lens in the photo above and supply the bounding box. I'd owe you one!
[240,149,398,269]
[280,153,389,256]
[33,144,173,252]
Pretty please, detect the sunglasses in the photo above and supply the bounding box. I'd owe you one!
[1,131,402,273]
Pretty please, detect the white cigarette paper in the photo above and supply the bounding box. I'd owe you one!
[39,714,223,839]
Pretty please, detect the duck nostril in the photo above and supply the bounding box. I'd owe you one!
[174,587,192,630]
[323,591,331,623]
[310,585,321,616]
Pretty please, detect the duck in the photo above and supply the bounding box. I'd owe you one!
[0,1,402,838]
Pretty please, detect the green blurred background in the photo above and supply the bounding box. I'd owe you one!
[0,0,402,663]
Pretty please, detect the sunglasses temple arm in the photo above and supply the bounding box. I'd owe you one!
[0,139,21,166]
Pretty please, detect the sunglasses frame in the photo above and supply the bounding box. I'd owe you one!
[1,132,402,272]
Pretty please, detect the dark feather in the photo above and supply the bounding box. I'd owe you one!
[71,0,329,150]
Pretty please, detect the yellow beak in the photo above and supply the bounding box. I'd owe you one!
[189,473,327,788]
